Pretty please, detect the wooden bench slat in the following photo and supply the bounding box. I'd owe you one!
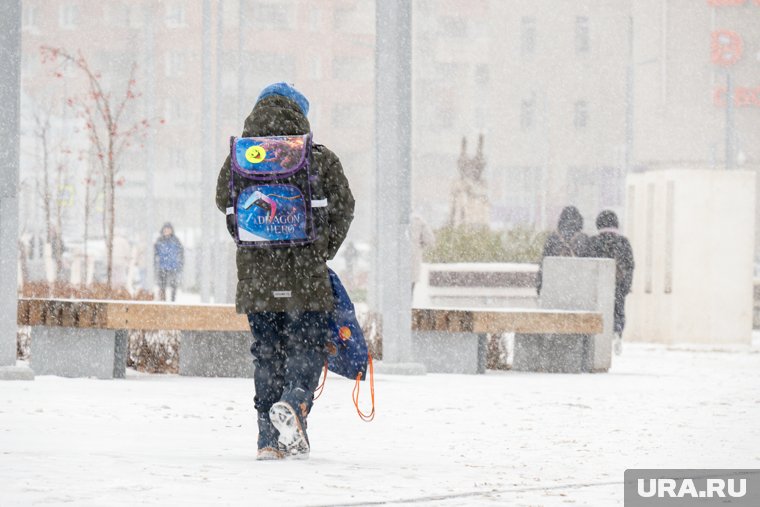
[412,308,603,335]
[18,298,249,332]
[104,302,249,331]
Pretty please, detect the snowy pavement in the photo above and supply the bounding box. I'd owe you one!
[1,342,759,506]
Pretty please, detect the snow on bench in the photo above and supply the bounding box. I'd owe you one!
[413,262,538,309]
[18,298,252,379]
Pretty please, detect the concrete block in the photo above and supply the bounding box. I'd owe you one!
[512,334,592,373]
[412,331,486,374]
[30,326,125,379]
[626,170,755,345]
[0,364,35,381]
[179,331,255,378]
[540,257,615,372]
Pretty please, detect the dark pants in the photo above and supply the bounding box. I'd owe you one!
[157,270,179,301]
[614,292,627,335]
[247,312,329,417]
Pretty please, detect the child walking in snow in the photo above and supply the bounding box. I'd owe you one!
[216,83,355,459]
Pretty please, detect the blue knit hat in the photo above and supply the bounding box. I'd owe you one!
[256,82,309,116]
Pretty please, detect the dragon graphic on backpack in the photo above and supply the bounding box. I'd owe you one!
[226,133,325,247]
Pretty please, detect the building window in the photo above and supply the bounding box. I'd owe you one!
[59,4,80,29]
[170,149,187,168]
[438,103,454,129]
[332,56,371,81]
[165,52,186,78]
[333,4,372,34]
[129,5,145,29]
[331,104,369,129]
[246,53,296,83]
[574,100,588,129]
[106,4,130,28]
[165,2,186,28]
[576,16,590,53]
[252,2,293,30]
[309,8,322,32]
[310,56,322,80]
[22,5,36,30]
[164,99,185,123]
[221,69,237,95]
[521,98,534,130]
[440,16,468,38]
[475,64,489,87]
[521,17,536,56]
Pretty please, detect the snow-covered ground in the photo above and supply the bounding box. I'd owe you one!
[2,342,759,506]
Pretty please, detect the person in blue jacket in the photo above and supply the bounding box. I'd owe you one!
[154,223,184,301]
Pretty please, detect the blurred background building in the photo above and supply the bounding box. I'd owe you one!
[17,0,760,300]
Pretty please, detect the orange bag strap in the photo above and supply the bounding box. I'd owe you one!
[312,360,328,401]
[352,353,375,422]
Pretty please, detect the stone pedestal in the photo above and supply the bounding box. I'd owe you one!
[540,257,615,372]
[30,327,127,379]
[179,331,254,377]
[514,257,615,373]
[411,331,486,374]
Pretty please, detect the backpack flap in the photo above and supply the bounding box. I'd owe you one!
[231,134,311,179]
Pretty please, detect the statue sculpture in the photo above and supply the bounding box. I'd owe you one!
[450,134,490,227]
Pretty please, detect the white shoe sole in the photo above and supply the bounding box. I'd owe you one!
[269,402,310,459]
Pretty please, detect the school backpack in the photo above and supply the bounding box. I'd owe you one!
[226,133,324,247]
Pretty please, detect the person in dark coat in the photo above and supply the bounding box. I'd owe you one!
[588,210,634,354]
[215,83,355,460]
[537,205,591,295]
[153,223,184,302]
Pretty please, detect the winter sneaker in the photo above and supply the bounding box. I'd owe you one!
[613,333,623,356]
[269,391,310,459]
[256,412,284,461]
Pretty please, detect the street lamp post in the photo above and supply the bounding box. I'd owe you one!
[0,0,34,380]
[373,0,425,375]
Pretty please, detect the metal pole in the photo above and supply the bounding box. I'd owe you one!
[625,15,634,176]
[0,0,33,380]
[143,7,156,295]
[200,0,213,302]
[373,0,424,374]
[213,0,225,303]
[725,71,734,171]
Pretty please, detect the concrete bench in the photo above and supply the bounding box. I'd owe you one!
[17,299,252,379]
[411,307,603,374]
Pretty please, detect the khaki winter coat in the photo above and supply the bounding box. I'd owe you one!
[215,95,355,313]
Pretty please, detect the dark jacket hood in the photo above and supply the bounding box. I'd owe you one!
[557,206,584,237]
[242,95,311,138]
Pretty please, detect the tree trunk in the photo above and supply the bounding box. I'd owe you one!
[105,140,115,290]
[83,179,89,288]
[41,130,51,243]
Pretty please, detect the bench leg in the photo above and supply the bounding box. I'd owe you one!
[30,326,124,379]
[477,334,487,374]
[512,333,593,373]
[113,330,128,379]
[179,331,255,378]
[412,331,483,374]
